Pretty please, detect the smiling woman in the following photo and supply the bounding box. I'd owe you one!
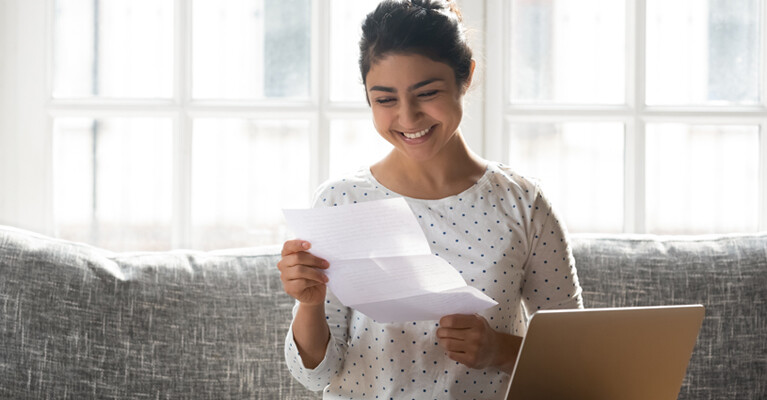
[278,1,583,399]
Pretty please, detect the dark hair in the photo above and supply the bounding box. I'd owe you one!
[359,0,473,92]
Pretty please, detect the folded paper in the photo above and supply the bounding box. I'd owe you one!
[283,198,498,323]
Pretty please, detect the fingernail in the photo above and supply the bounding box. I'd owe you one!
[302,242,310,249]
[322,260,330,267]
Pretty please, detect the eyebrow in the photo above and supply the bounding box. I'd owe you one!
[369,78,444,93]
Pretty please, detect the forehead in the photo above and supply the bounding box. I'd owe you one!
[365,53,455,88]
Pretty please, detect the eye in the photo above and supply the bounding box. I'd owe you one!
[418,90,439,98]
[375,97,396,105]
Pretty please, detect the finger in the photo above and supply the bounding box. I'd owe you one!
[439,314,480,329]
[283,264,329,284]
[281,239,311,256]
[438,337,466,353]
[290,252,330,269]
[278,252,329,273]
[284,278,326,292]
[437,327,468,340]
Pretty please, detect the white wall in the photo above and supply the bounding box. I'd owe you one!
[0,0,51,235]
[0,0,18,230]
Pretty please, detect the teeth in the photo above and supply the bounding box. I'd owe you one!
[402,127,430,139]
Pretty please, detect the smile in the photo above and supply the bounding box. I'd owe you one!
[400,126,432,139]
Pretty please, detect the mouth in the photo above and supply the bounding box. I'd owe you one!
[398,125,434,140]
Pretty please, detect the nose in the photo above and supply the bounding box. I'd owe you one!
[398,98,422,128]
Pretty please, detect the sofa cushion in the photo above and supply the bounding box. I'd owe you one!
[0,226,317,399]
[571,233,767,400]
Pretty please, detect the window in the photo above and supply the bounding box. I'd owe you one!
[47,0,389,251]
[1,0,763,251]
[486,0,767,234]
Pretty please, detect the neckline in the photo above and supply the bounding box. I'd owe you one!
[363,162,495,203]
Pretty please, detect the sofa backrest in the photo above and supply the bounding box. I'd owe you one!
[0,226,318,399]
[2,226,765,399]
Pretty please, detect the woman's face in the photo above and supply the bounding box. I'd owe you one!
[365,53,468,163]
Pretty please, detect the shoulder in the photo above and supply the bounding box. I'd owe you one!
[311,168,381,207]
[486,161,543,202]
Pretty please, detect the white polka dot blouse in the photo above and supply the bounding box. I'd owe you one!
[285,162,583,400]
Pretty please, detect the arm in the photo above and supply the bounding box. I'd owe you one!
[284,297,349,391]
[520,187,583,312]
[280,239,348,391]
[291,302,330,368]
[435,185,583,374]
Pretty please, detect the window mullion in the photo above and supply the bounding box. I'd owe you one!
[14,0,52,235]
[484,0,506,163]
[172,0,192,249]
[312,0,330,194]
[625,0,647,234]
[760,1,767,231]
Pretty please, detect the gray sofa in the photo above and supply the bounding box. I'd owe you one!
[1,225,765,399]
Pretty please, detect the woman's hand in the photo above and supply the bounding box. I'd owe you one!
[437,314,522,373]
[277,239,330,306]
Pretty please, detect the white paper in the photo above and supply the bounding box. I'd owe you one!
[283,198,498,323]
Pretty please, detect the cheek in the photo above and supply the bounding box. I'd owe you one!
[370,116,393,144]
[448,96,465,115]
[428,100,463,125]
[371,108,392,132]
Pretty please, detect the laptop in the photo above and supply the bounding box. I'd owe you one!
[505,305,705,400]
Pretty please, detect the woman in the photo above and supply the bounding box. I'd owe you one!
[278,1,583,398]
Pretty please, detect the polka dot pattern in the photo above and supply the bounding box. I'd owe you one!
[285,162,583,399]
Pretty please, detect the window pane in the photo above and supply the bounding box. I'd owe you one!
[192,0,311,100]
[646,124,759,234]
[53,118,173,251]
[646,0,761,106]
[53,0,174,99]
[508,122,624,233]
[329,0,381,103]
[329,119,392,178]
[191,119,310,250]
[509,0,626,105]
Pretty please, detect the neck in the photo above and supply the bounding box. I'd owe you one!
[372,131,486,199]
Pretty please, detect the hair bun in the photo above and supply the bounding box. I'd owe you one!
[409,0,463,22]
[443,0,463,22]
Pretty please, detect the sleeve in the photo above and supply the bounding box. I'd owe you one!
[283,182,352,391]
[284,290,351,391]
[520,184,583,316]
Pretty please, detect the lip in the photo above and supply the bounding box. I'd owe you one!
[397,125,435,144]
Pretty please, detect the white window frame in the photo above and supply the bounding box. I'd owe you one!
[5,0,761,244]
[0,0,486,248]
[484,0,767,233]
